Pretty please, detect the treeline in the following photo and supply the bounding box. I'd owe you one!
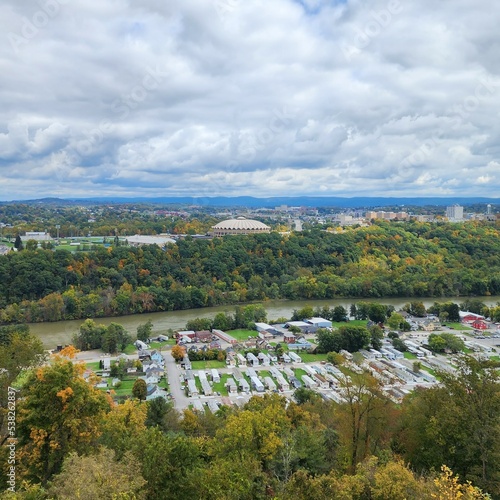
[3,221,500,324]
[1,346,498,499]
[72,319,132,353]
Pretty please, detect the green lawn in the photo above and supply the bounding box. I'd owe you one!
[421,365,439,379]
[489,355,500,361]
[148,341,175,350]
[123,344,137,355]
[212,375,231,396]
[332,320,367,328]
[86,361,101,371]
[228,329,258,340]
[111,378,136,396]
[298,352,329,363]
[191,360,227,370]
[446,322,471,330]
[294,368,307,379]
[403,352,417,360]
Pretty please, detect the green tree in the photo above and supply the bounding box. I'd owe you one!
[136,319,153,342]
[397,356,500,496]
[367,303,387,323]
[185,317,213,331]
[335,371,394,471]
[135,428,204,500]
[392,338,407,352]
[316,328,343,354]
[460,298,487,315]
[338,325,371,353]
[212,312,234,331]
[102,323,130,354]
[387,312,405,330]
[291,306,315,321]
[331,305,348,322]
[428,333,464,353]
[294,387,322,405]
[0,330,46,444]
[403,301,426,317]
[25,239,38,251]
[369,325,384,350]
[14,234,23,251]
[145,397,180,432]
[132,378,147,401]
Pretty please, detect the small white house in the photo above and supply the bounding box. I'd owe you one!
[201,379,213,396]
[226,377,238,394]
[247,352,259,367]
[239,378,250,392]
[187,379,199,397]
[258,352,270,366]
[289,352,302,363]
[276,375,290,391]
[264,377,277,391]
[211,369,220,383]
[302,375,318,388]
[250,376,265,392]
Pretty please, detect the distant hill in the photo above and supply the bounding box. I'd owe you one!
[1,196,499,208]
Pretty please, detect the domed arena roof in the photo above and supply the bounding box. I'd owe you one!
[212,216,270,231]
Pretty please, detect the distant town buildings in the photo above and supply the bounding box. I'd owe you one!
[365,211,409,221]
[446,204,464,221]
[127,234,176,247]
[22,231,52,242]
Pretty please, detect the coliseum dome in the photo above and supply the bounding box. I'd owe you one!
[211,216,271,236]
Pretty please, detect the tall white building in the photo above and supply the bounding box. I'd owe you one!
[446,204,464,221]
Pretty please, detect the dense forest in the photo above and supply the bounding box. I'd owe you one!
[1,221,500,324]
[0,332,498,499]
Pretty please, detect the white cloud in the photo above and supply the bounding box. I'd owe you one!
[0,0,500,200]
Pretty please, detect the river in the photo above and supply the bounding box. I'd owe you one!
[28,296,500,348]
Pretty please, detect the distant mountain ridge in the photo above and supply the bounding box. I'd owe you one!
[2,196,499,208]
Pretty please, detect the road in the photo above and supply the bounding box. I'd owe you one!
[163,349,190,410]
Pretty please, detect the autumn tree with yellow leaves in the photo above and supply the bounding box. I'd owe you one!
[15,357,111,484]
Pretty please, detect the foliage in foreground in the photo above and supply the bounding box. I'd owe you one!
[1,343,499,499]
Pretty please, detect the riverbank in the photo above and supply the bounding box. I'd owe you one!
[28,295,500,348]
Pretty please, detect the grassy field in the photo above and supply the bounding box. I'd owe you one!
[191,360,227,370]
[228,329,258,340]
[212,375,231,396]
[123,344,137,355]
[148,341,174,350]
[112,378,136,396]
[445,322,471,330]
[403,352,418,360]
[332,320,367,328]
[86,361,101,370]
[294,368,307,379]
[298,352,329,363]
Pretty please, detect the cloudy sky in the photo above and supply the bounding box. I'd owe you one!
[0,0,499,200]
